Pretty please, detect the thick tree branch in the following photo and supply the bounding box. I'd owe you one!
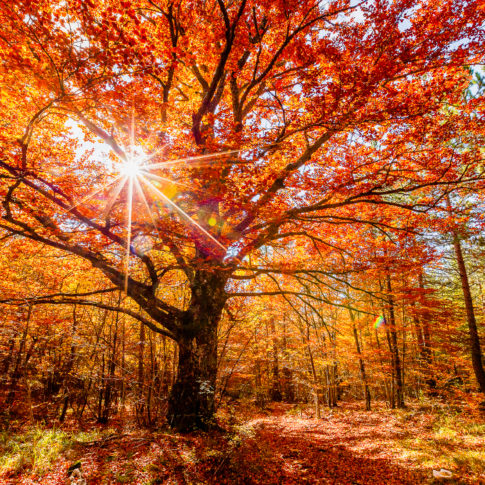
[0,297,176,340]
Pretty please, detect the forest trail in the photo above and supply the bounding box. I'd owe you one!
[221,405,431,484]
[4,402,483,484]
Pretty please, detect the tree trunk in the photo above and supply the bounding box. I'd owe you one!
[167,268,227,431]
[7,306,32,406]
[325,364,338,408]
[353,323,371,411]
[387,274,405,408]
[168,325,218,431]
[347,307,371,410]
[60,302,80,422]
[452,229,485,393]
[416,275,436,392]
[136,320,146,423]
[270,319,282,402]
[306,336,321,418]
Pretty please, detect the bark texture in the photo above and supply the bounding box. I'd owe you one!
[167,268,228,431]
[452,231,485,394]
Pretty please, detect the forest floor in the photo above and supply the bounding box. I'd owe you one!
[0,401,484,484]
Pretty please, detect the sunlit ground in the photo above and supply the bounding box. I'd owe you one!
[1,400,484,484]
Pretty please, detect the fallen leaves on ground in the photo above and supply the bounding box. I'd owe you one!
[2,402,484,484]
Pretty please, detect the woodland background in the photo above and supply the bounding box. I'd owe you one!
[0,0,484,483]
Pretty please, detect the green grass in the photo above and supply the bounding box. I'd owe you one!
[398,409,485,478]
[462,422,485,436]
[0,427,70,476]
[0,426,103,477]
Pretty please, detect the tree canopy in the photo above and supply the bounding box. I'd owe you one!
[0,0,484,430]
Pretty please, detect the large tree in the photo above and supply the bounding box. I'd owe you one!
[0,0,483,430]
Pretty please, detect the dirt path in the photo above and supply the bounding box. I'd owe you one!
[220,412,429,484]
[9,403,481,484]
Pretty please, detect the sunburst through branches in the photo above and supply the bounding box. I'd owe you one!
[67,122,239,292]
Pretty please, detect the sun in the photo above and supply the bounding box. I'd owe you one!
[64,119,239,293]
[119,157,143,178]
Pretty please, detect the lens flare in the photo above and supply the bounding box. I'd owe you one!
[120,158,142,178]
[373,315,386,329]
[61,113,240,295]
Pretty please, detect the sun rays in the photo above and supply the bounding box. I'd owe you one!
[63,132,238,292]
[120,158,143,178]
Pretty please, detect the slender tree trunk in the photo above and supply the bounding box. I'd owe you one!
[280,317,294,402]
[59,393,69,423]
[118,292,126,420]
[384,324,396,409]
[2,336,15,376]
[373,309,390,404]
[332,363,338,406]
[348,306,371,410]
[401,304,407,393]
[147,332,156,425]
[137,321,146,423]
[7,306,32,406]
[325,364,338,408]
[445,196,485,393]
[413,314,425,358]
[305,333,321,418]
[160,335,168,397]
[386,274,405,408]
[97,354,105,421]
[254,358,266,408]
[324,366,330,407]
[60,302,80,422]
[270,319,282,401]
[451,229,485,393]
[352,322,371,410]
[103,330,117,422]
[416,275,436,392]
[172,342,178,389]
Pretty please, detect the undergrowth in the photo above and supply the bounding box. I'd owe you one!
[0,426,103,478]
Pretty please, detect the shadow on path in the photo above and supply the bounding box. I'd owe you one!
[218,415,429,484]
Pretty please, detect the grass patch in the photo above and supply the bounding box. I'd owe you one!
[0,426,104,478]
[463,422,485,436]
[0,427,71,476]
[453,450,485,471]
[398,409,485,478]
